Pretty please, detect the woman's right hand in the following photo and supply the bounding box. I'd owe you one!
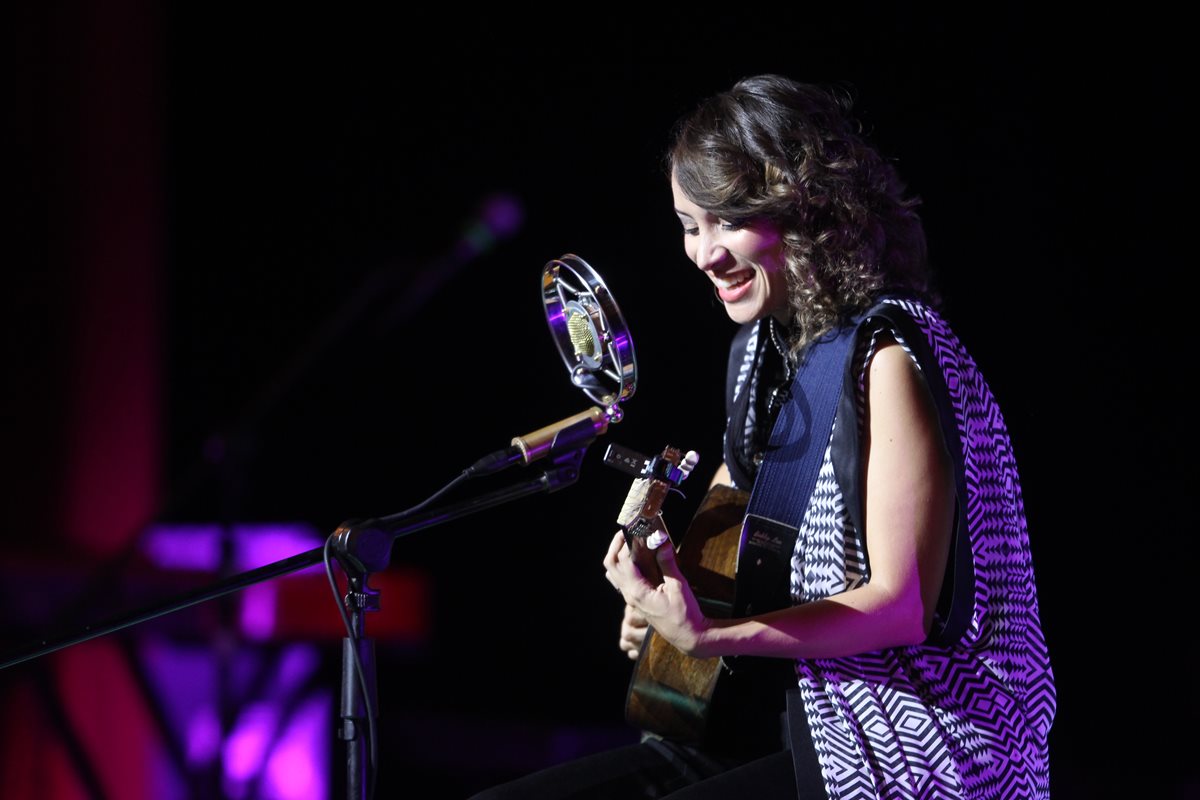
[619,603,648,660]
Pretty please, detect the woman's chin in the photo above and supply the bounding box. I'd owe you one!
[722,301,764,325]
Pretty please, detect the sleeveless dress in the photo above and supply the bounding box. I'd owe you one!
[724,298,1055,800]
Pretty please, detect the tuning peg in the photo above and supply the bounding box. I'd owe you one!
[678,451,700,480]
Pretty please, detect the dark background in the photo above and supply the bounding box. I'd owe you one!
[7,6,1191,799]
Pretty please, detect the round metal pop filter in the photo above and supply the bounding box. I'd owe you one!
[542,254,637,421]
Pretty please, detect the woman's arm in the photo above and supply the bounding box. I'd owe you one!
[708,461,733,489]
[605,340,955,659]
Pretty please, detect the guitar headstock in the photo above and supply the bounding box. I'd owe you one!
[604,444,699,548]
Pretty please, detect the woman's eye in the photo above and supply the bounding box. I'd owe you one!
[680,218,744,235]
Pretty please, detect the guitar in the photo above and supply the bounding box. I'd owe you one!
[604,444,750,744]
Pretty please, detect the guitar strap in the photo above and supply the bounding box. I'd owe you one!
[703,311,869,759]
[733,311,869,620]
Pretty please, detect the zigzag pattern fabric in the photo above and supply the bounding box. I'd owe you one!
[780,298,1055,799]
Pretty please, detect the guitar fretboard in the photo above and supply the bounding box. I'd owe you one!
[615,449,699,534]
[617,477,652,528]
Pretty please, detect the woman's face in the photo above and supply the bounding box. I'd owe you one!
[671,173,790,325]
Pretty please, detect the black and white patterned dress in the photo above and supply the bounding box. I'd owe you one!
[726,298,1055,800]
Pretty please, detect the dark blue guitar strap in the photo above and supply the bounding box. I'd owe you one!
[730,299,973,630]
[714,311,868,770]
[732,311,870,618]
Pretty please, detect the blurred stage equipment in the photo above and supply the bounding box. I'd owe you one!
[0,254,637,800]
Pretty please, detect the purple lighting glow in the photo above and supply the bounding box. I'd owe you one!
[233,525,326,571]
[141,523,225,570]
[139,523,335,798]
[222,642,326,795]
[142,522,327,641]
[453,192,524,262]
[265,695,332,799]
[185,705,222,766]
[240,582,278,641]
[141,522,324,573]
[140,639,331,797]
[223,702,274,786]
[220,649,330,799]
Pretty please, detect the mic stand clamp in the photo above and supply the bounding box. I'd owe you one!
[538,423,593,492]
[332,520,394,575]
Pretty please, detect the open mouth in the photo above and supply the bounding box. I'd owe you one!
[714,270,755,303]
[713,271,752,290]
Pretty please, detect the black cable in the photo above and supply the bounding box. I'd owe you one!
[323,536,378,800]
[397,469,471,516]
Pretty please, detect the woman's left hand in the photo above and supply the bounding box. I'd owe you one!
[603,531,712,657]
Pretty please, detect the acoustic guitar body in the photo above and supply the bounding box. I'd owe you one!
[624,483,749,744]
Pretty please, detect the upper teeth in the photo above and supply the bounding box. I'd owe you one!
[715,273,751,289]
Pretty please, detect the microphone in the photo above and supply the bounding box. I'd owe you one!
[465,256,634,478]
[466,407,611,476]
[566,304,599,361]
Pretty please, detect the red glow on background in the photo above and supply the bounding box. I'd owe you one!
[57,642,161,800]
[1,2,165,798]
[58,4,163,560]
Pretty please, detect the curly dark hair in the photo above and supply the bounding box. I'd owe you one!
[668,74,934,352]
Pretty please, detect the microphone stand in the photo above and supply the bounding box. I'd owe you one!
[0,417,598,800]
[330,427,593,800]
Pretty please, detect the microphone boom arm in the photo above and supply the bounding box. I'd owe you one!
[0,441,594,672]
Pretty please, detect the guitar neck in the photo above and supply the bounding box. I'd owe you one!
[617,477,669,538]
[611,444,698,540]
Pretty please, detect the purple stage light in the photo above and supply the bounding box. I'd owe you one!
[138,522,335,798]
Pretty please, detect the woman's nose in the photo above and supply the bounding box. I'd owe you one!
[695,229,728,272]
